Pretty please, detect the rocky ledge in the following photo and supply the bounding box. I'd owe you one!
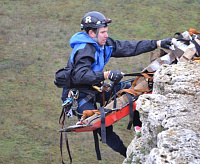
[123,61,200,164]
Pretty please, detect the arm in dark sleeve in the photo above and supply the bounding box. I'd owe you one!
[106,37,158,57]
[71,44,104,86]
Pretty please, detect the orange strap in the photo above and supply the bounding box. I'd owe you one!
[117,87,150,97]
[193,57,200,60]
[81,110,100,120]
[189,28,200,36]
[117,73,154,96]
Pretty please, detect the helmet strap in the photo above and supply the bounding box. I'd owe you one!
[95,28,99,41]
[91,28,99,43]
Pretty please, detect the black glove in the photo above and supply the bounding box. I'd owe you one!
[160,37,173,49]
[108,70,123,84]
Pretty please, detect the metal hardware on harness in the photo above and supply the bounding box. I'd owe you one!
[68,89,79,100]
[62,89,79,107]
[101,83,112,92]
[92,83,112,92]
[71,99,78,114]
[68,89,82,117]
[62,97,72,107]
[66,108,73,118]
[61,89,80,118]
[92,85,102,92]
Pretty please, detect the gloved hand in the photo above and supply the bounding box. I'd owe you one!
[107,70,124,84]
[158,37,173,49]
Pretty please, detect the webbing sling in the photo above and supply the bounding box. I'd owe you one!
[92,107,106,161]
[93,130,102,160]
[126,93,134,130]
[113,85,117,109]
[126,93,138,130]
[118,73,153,130]
[92,107,114,160]
[174,31,200,57]
[174,32,190,45]
[100,107,106,143]
[118,73,153,97]
[63,131,72,164]
[191,39,200,57]
[99,83,117,143]
[59,108,72,164]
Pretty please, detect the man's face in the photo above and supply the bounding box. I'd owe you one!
[97,26,109,46]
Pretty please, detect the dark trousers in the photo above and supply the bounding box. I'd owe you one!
[61,82,140,157]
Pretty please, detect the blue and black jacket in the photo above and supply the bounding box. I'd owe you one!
[67,32,157,89]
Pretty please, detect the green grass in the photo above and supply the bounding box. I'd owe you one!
[0,0,200,163]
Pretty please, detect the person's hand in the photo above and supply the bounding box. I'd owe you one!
[105,70,124,84]
[157,38,173,49]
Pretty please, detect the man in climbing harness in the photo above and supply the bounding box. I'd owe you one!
[61,11,172,157]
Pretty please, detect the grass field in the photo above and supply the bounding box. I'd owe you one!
[0,0,200,164]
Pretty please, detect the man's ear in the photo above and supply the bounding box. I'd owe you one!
[88,30,96,38]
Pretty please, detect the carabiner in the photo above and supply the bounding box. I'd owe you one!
[68,89,79,99]
[73,90,79,99]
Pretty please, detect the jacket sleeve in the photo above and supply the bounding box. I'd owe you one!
[106,37,158,57]
[71,44,104,86]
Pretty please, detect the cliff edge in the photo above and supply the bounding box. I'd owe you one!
[123,61,200,164]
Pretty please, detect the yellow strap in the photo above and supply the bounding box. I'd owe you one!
[195,60,200,64]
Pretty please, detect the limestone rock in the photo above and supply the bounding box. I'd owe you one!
[123,62,200,164]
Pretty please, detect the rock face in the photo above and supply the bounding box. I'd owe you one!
[123,62,200,164]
